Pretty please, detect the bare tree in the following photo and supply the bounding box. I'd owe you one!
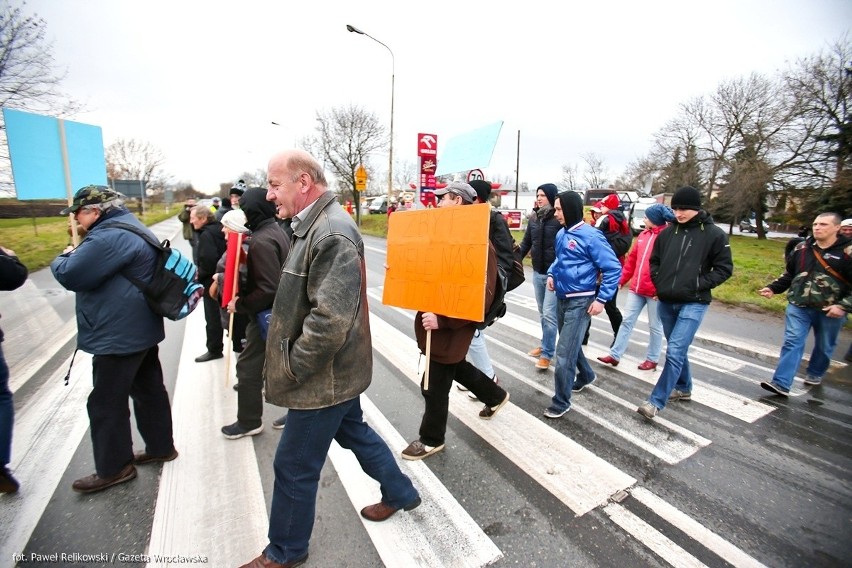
[106,138,170,191]
[0,3,82,195]
[580,152,609,189]
[303,104,387,225]
[561,162,582,192]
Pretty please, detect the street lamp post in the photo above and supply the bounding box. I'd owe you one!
[346,24,394,204]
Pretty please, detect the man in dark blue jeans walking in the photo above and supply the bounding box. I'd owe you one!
[638,186,733,419]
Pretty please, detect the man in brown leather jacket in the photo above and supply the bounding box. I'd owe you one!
[239,149,420,568]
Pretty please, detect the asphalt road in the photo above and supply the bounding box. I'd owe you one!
[1,218,850,568]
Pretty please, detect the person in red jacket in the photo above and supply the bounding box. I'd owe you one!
[597,204,674,371]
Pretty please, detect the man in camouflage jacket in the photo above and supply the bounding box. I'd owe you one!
[759,212,851,395]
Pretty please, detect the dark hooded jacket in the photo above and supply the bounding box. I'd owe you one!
[650,209,733,304]
[0,249,28,343]
[195,218,226,286]
[548,191,621,302]
[234,188,290,315]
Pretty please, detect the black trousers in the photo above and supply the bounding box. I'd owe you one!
[236,319,265,429]
[418,359,507,447]
[88,346,175,477]
[202,293,224,355]
[583,287,623,345]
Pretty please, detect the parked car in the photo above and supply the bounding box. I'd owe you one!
[738,218,769,233]
[629,199,659,235]
[369,196,388,214]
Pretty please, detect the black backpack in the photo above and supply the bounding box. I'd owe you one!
[115,223,205,320]
[476,265,508,330]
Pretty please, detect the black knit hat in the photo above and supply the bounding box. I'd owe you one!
[537,183,558,207]
[468,179,492,203]
[671,186,702,210]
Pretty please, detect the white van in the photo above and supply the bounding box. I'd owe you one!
[368,196,388,214]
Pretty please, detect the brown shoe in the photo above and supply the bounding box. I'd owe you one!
[360,496,422,522]
[401,440,444,461]
[72,463,137,494]
[238,552,308,568]
[479,392,510,420]
[0,466,19,493]
[535,357,550,370]
[133,448,179,466]
[527,347,542,358]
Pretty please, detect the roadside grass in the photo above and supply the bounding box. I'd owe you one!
[0,205,177,271]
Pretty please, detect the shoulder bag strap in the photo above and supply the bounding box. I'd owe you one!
[812,246,851,287]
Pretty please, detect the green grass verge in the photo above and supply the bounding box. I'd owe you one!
[0,205,177,272]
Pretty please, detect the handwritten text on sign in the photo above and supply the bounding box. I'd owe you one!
[382,204,490,321]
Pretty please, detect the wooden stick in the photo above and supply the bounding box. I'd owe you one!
[423,329,431,391]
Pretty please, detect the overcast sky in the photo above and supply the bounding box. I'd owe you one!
[19,0,852,195]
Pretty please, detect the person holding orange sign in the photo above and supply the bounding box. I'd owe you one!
[402,181,511,461]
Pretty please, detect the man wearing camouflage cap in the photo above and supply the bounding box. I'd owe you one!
[51,185,177,494]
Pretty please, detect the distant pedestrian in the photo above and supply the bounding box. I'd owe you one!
[221,188,290,439]
[0,246,28,493]
[51,186,178,493]
[178,197,197,245]
[212,209,251,356]
[597,204,675,371]
[216,180,246,222]
[190,205,227,363]
[403,181,511,459]
[592,193,632,343]
[518,183,561,371]
[239,149,420,568]
[637,186,733,419]
[759,212,851,395]
[545,191,621,419]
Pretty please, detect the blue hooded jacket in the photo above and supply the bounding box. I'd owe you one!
[547,191,621,303]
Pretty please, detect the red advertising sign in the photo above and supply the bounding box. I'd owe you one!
[417,133,437,157]
[418,133,438,196]
[500,210,524,230]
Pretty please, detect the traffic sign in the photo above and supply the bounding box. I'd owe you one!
[467,169,485,182]
[355,165,367,191]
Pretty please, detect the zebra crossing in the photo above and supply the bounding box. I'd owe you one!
[2,224,846,567]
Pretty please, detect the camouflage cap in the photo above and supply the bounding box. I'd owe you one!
[60,185,121,215]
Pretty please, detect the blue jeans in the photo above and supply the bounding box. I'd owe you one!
[648,302,708,410]
[265,397,418,564]
[771,303,847,390]
[550,296,596,412]
[610,290,662,363]
[467,329,495,379]
[533,271,558,359]
[0,344,12,466]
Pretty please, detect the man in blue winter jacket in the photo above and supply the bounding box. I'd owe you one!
[545,191,621,419]
[51,186,178,493]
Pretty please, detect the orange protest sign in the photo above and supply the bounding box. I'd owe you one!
[382,204,490,321]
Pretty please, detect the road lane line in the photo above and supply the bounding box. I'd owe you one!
[603,503,708,568]
[329,395,503,567]
[0,352,93,563]
[147,308,267,568]
[10,317,78,393]
[370,312,636,516]
[630,487,768,568]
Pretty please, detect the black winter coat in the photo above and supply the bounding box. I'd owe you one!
[650,210,733,304]
[519,206,561,274]
[195,221,226,286]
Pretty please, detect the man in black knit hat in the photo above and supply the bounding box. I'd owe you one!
[637,186,733,419]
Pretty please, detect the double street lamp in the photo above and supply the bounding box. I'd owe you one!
[346,24,395,203]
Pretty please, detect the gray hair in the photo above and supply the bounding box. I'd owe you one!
[191,204,215,222]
